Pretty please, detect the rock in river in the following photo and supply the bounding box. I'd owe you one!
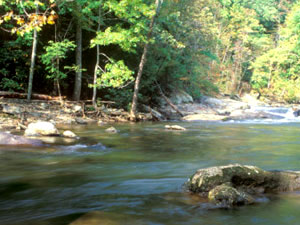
[69,211,145,225]
[0,132,43,146]
[63,130,78,138]
[25,121,60,136]
[165,125,186,131]
[186,164,300,208]
[105,127,118,133]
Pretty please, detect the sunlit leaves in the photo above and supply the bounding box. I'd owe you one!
[96,60,134,88]
[251,2,300,102]
[41,39,76,81]
[0,0,57,36]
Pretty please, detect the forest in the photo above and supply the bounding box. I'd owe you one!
[1,0,300,114]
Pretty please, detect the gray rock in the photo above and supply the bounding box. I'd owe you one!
[0,132,43,146]
[208,183,254,207]
[63,130,78,138]
[141,105,165,121]
[187,164,300,208]
[73,105,82,113]
[165,125,186,131]
[223,111,285,121]
[200,96,225,108]
[75,118,88,124]
[69,211,145,225]
[169,90,193,105]
[105,127,118,133]
[2,104,22,115]
[25,121,60,136]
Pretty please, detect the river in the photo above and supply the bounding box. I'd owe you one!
[0,121,300,225]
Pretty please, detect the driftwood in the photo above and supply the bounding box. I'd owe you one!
[141,104,165,121]
[0,91,64,101]
[155,82,184,117]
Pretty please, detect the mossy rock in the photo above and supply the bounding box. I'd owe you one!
[187,164,300,208]
[208,183,254,207]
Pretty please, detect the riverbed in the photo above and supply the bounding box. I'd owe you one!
[1,121,300,225]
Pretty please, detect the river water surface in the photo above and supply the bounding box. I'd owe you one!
[1,122,300,225]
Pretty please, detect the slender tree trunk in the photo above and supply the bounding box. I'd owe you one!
[92,4,102,107]
[130,0,162,120]
[73,3,82,101]
[27,5,39,101]
[54,24,62,103]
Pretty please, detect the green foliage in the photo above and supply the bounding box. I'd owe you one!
[41,39,76,81]
[0,34,32,91]
[251,2,300,102]
[91,0,153,53]
[0,0,299,105]
[97,60,134,88]
[89,0,154,96]
[103,88,133,109]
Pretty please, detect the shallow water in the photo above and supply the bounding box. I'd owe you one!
[0,122,300,225]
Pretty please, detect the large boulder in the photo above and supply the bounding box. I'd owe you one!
[200,96,248,111]
[0,132,43,146]
[222,111,285,121]
[24,121,60,136]
[169,90,193,105]
[1,104,23,115]
[186,164,300,208]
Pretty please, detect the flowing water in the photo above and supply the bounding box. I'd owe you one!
[1,120,300,225]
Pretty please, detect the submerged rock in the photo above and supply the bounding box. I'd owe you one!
[186,164,300,208]
[165,125,186,131]
[293,109,300,117]
[105,127,118,133]
[24,121,60,136]
[0,132,43,146]
[69,211,144,225]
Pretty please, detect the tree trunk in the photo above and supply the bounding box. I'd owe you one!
[92,4,102,107]
[73,3,82,101]
[27,5,39,101]
[130,0,162,120]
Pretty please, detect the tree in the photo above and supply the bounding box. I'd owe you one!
[251,1,300,102]
[41,39,76,101]
[90,0,155,105]
[92,3,102,107]
[130,0,163,120]
[72,1,83,101]
[0,0,57,100]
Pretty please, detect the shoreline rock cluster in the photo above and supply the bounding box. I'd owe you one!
[0,121,79,146]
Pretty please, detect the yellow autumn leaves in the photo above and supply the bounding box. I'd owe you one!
[0,2,58,35]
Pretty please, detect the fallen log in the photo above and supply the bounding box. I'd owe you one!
[155,82,184,117]
[0,91,65,101]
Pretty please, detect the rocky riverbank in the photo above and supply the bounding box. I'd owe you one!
[156,92,298,122]
[0,98,153,131]
[0,92,298,131]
